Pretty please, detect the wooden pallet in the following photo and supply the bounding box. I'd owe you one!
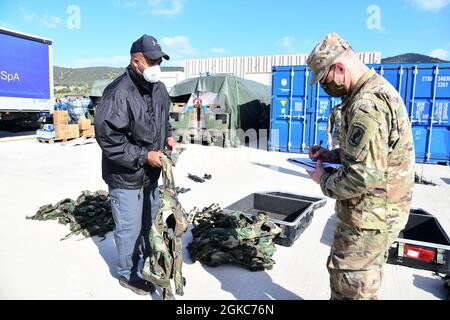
[61,136,96,147]
[37,137,78,144]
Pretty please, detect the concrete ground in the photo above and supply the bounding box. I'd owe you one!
[0,137,449,300]
[0,130,36,141]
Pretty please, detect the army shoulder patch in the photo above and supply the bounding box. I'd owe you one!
[348,123,367,147]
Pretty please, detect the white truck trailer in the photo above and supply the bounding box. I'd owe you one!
[0,28,54,131]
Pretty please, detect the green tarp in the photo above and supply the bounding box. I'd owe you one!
[169,75,271,147]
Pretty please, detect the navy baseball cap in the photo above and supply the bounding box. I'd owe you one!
[130,34,170,61]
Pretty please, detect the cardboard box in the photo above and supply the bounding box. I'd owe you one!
[53,111,69,126]
[78,119,91,131]
[82,125,95,138]
[68,124,80,139]
[55,124,79,139]
[171,103,186,113]
[55,125,69,139]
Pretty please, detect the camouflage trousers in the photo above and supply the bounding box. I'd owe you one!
[327,220,400,300]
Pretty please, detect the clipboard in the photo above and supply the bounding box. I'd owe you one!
[288,158,343,172]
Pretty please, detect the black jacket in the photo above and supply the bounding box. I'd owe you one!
[94,65,172,189]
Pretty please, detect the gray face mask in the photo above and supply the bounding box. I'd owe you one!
[321,65,347,97]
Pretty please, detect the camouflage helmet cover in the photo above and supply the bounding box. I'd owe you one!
[306,32,351,85]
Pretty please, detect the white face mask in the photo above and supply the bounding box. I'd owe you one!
[137,60,161,83]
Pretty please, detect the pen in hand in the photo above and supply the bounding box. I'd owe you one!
[313,140,323,161]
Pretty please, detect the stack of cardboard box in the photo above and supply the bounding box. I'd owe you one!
[79,119,95,138]
[53,111,69,126]
[85,126,95,138]
[54,111,68,139]
[53,111,80,140]
[67,124,80,139]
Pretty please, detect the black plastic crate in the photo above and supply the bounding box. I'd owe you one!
[224,191,327,247]
[387,208,450,274]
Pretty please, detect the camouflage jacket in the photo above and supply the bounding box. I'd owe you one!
[320,69,415,230]
[327,104,342,149]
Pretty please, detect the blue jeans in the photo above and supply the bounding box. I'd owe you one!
[109,181,160,281]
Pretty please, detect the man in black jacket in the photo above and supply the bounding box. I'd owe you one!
[94,34,177,295]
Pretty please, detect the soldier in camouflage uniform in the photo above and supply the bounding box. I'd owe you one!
[306,32,415,300]
[326,103,342,150]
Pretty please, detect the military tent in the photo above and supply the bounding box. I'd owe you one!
[169,74,271,147]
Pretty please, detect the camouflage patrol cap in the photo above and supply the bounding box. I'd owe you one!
[306,32,351,85]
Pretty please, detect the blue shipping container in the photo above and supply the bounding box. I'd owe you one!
[310,84,342,148]
[269,63,450,164]
[269,66,311,152]
[406,64,450,163]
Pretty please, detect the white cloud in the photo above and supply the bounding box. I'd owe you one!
[160,36,196,59]
[0,20,15,29]
[40,15,63,28]
[282,36,294,48]
[148,0,183,17]
[66,36,194,68]
[69,56,130,68]
[19,7,62,28]
[281,36,296,52]
[408,0,450,12]
[211,48,225,55]
[114,0,137,7]
[19,7,37,22]
[114,1,185,18]
[430,48,450,60]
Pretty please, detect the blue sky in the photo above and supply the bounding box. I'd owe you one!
[0,0,449,68]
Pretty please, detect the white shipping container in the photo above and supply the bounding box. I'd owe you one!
[160,71,185,92]
[185,52,381,86]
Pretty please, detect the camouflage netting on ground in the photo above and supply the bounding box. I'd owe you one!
[26,190,113,241]
[187,204,282,271]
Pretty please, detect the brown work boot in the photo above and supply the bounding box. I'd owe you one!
[119,276,156,295]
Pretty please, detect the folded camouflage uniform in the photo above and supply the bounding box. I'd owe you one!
[187,206,281,271]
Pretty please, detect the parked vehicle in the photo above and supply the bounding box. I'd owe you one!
[0,28,53,131]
